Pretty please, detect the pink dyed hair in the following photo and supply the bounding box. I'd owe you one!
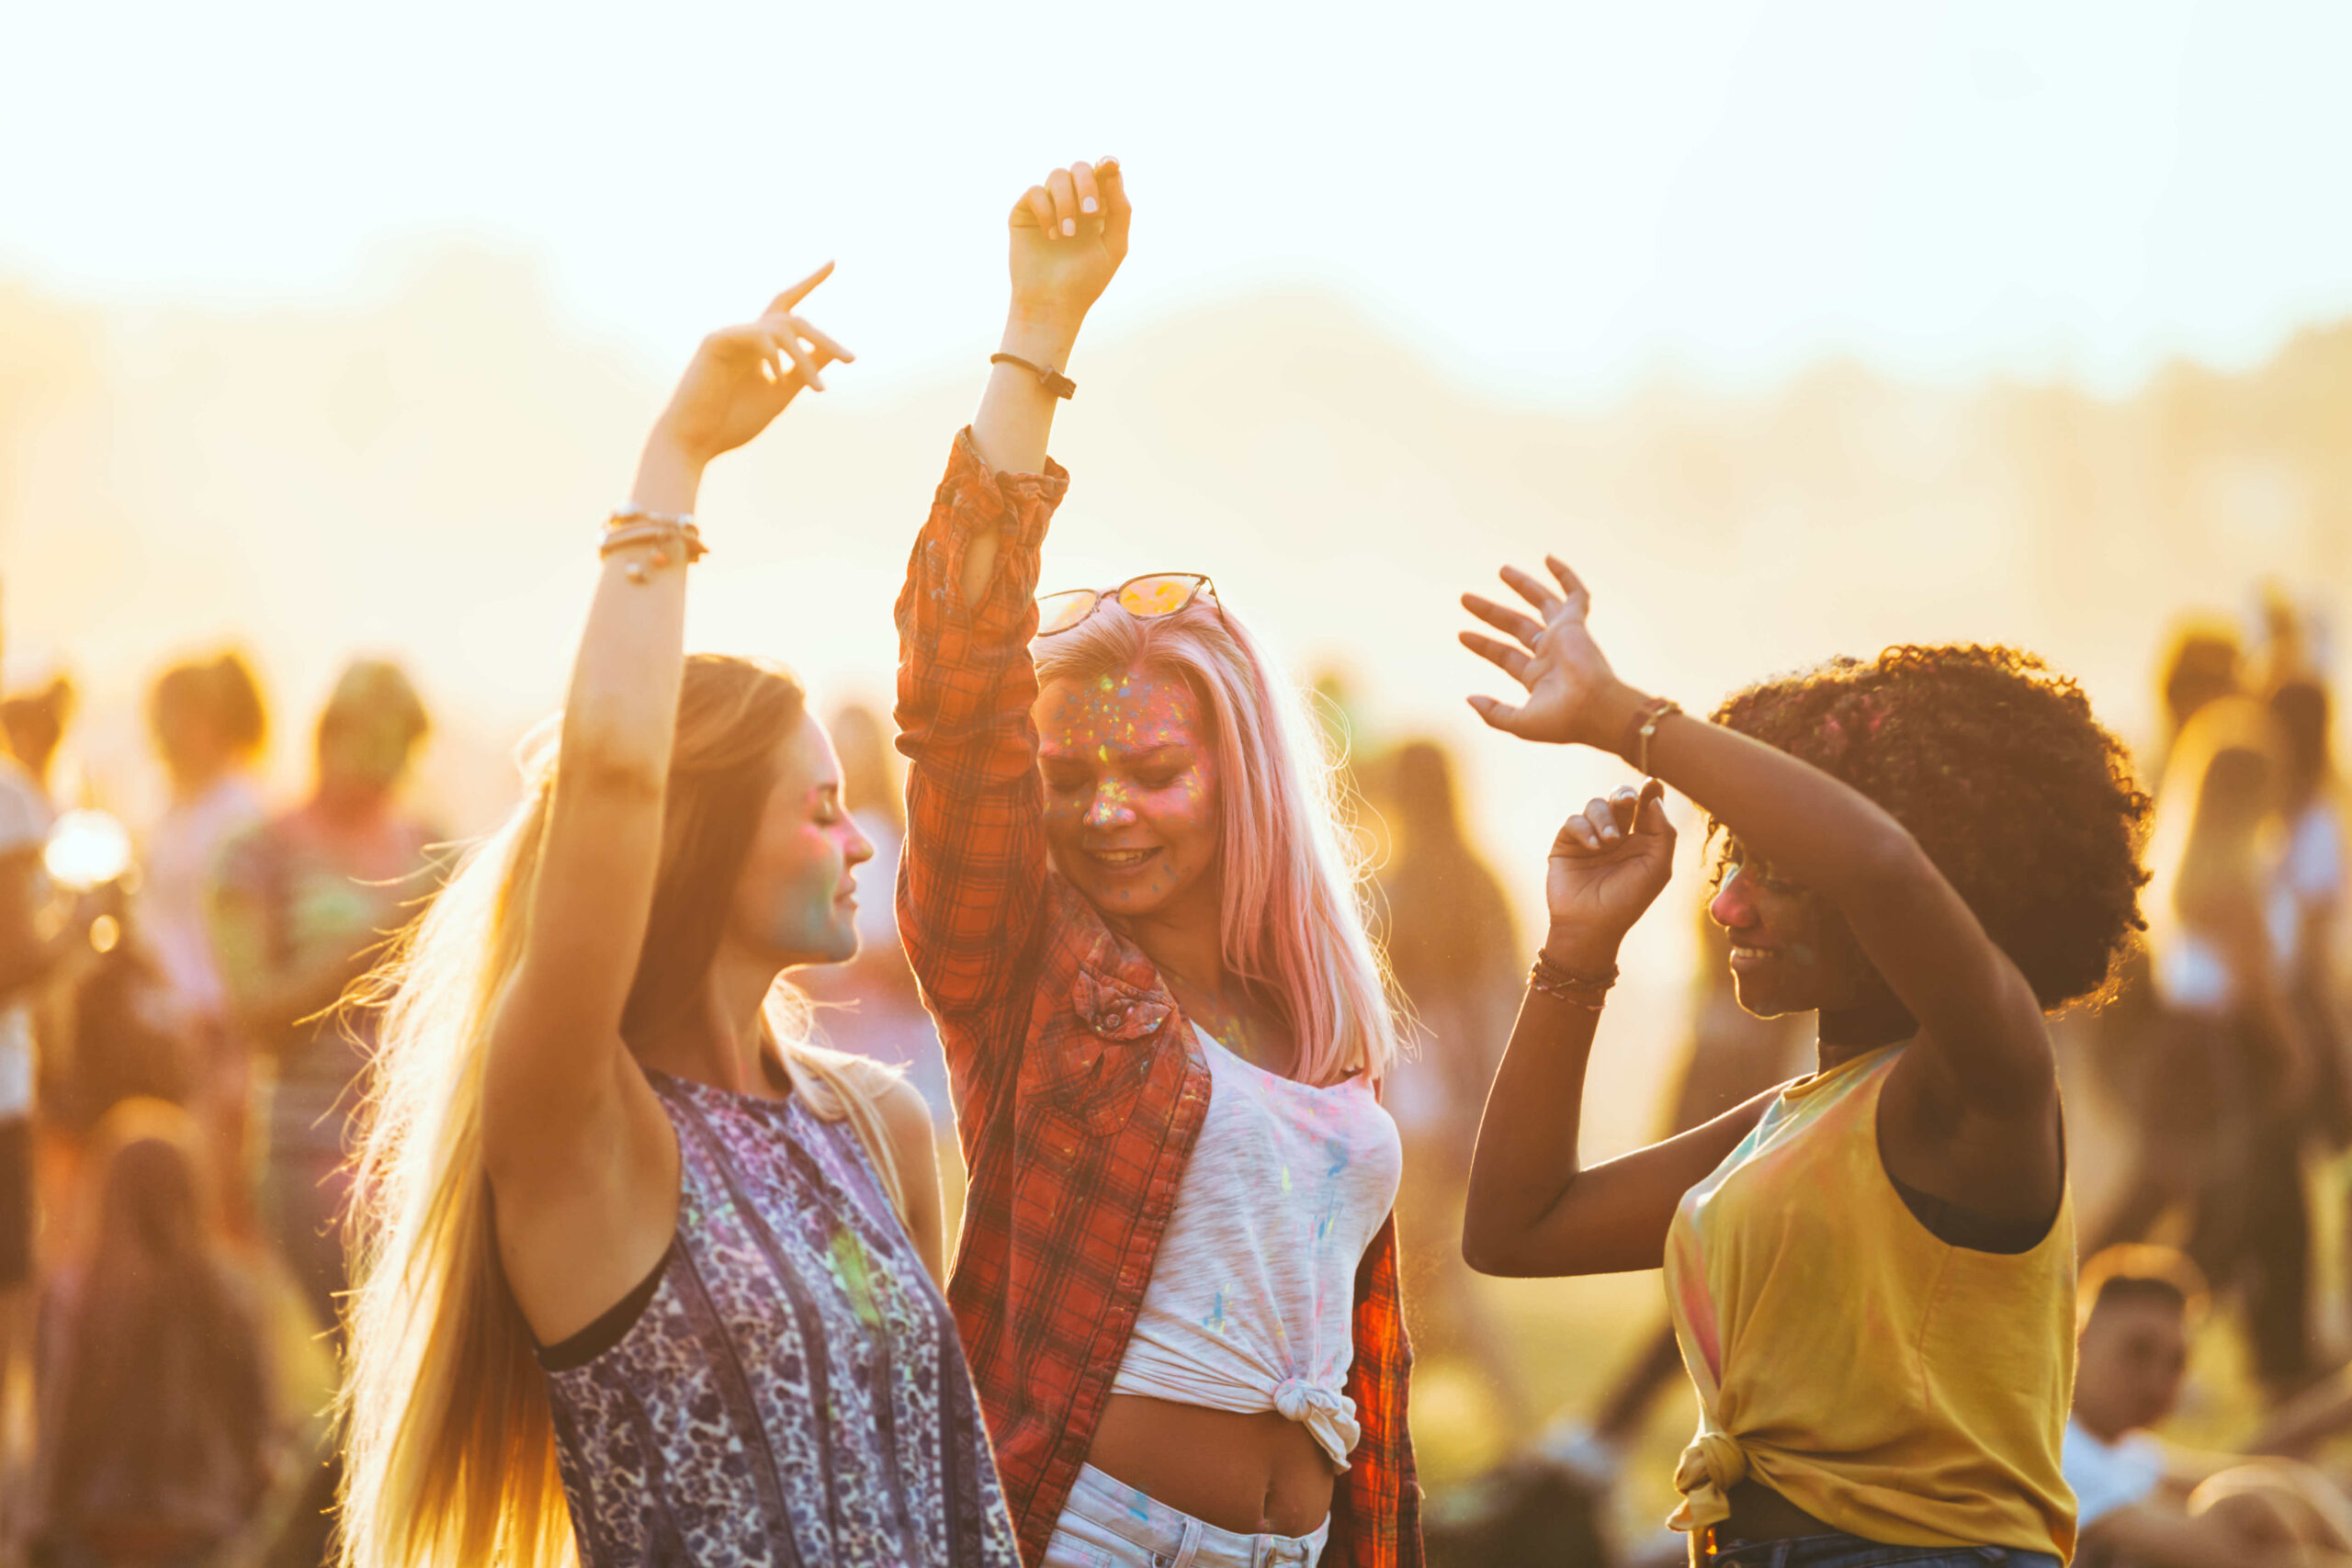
[1035,599,1400,1086]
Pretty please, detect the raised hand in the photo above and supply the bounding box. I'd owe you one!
[1007,157,1131,331]
[650,264,853,469]
[1460,556,1630,749]
[1545,781,1677,954]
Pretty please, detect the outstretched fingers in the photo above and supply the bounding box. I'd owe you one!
[1461,591,1544,649]
[1458,629,1534,686]
[1499,562,1573,618]
[1544,554,1591,605]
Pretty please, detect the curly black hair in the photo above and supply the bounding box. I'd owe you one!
[1711,644,2152,1012]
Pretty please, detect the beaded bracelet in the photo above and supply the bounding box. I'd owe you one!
[1528,951,1619,1010]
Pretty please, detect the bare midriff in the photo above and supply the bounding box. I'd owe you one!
[1721,1480,1837,1543]
[1088,1394,1337,1539]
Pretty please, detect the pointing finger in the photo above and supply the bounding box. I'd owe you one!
[768,261,835,315]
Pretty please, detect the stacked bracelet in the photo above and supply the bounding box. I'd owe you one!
[1528,952,1619,1010]
[601,508,708,584]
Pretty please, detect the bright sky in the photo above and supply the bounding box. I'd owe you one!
[7,0,2350,401]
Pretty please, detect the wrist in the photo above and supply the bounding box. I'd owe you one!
[1588,680,1651,758]
[631,429,707,514]
[1540,926,1624,976]
[999,305,1085,368]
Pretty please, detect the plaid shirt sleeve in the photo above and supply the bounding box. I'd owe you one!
[894,427,1070,1125]
[1329,1214,1424,1568]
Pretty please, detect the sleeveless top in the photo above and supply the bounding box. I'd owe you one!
[1662,1044,2076,1559]
[537,1071,1021,1568]
[1107,1027,1403,1470]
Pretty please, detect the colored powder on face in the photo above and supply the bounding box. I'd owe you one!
[770,868,842,953]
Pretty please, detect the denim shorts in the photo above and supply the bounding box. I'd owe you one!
[1040,1462,1329,1568]
[1701,1531,2062,1568]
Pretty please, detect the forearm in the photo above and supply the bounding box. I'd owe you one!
[554,432,697,785]
[964,310,1081,607]
[1462,957,1609,1274]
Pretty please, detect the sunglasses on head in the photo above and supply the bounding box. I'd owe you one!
[1036,572,1225,637]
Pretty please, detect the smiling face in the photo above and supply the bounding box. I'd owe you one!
[1707,847,1873,1018]
[1034,665,1221,920]
[723,712,875,968]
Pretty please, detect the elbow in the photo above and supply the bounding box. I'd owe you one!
[1459,1232,1508,1277]
[1844,818,1937,901]
[1459,1206,1529,1278]
[557,724,666,803]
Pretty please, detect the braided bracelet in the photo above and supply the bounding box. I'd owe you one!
[1528,951,1619,1010]
[600,511,709,584]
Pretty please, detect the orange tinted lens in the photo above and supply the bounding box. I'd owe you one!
[1115,575,1204,620]
[1036,590,1100,636]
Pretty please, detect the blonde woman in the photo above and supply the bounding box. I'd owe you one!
[337,268,1020,1568]
[899,158,1417,1568]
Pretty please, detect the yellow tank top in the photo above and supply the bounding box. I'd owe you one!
[1662,1043,2076,1558]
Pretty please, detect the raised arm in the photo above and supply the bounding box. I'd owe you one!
[481,269,849,1218]
[1462,778,1779,1276]
[894,159,1126,1099]
[1462,558,2062,1220]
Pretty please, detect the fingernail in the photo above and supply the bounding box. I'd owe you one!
[1081,197,1099,214]
[1061,219,1077,237]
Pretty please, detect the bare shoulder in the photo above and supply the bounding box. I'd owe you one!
[876,1075,938,1166]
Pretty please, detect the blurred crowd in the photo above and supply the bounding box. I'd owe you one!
[0,584,2344,1567]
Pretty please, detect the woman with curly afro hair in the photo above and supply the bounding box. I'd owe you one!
[1454,556,2149,1568]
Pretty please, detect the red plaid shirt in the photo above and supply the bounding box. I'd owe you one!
[896,430,1421,1568]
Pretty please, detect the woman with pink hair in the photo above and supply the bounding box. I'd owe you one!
[897,157,1418,1568]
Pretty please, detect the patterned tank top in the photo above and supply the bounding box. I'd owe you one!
[537,1070,1021,1567]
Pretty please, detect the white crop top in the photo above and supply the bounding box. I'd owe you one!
[1108,1026,1404,1471]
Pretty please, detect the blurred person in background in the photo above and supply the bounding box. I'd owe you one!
[30,1098,281,1568]
[141,653,270,1212]
[1,674,76,799]
[797,701,951,1120]
[1459,560,2151,1568]
[2094,696,2319,1398]
[2267,674,2347,1130]
[2064,1245,2352,1568]
[0,619,69,1531]
[2155,621,2246,782]
[899,157,1417,1567]
[336,269,1013,1568]
[1373,739,1529,1441]
[209,658,438,1344]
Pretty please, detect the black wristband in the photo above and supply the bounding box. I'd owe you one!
[990,352,1076,400]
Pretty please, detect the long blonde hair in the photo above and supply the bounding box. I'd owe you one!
[337,654,908,1568]
[1034,599,1400,1086]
